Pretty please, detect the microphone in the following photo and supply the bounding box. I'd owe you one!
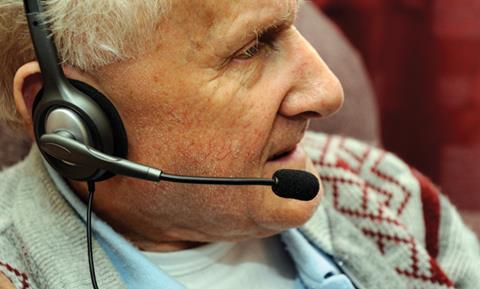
[39,133,319,201]
[272,169,320,201]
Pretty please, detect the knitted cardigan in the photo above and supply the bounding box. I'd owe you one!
[0,132,479,289]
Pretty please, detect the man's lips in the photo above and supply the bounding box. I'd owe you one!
[267,144,299,162]
[267,124,309,163]
[268,145,296,161]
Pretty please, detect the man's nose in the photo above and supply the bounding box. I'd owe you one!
[279,29,344,119]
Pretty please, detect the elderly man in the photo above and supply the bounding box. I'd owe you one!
[0,1,479,289]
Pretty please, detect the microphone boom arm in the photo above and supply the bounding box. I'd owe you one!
[160,173,276,186]
[39,133,277,186]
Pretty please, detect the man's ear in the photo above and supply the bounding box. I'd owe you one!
[13,61,43,140]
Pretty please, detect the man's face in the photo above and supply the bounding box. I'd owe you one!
[79,0,343,250]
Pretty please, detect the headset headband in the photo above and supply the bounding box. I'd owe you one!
[23,0,68,95]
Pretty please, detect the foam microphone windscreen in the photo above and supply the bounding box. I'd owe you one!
[272,169,320,201]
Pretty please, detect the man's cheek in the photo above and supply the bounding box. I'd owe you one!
[200,136,265,173]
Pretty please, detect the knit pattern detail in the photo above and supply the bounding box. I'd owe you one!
[302,133,455,289]
[413,169,442,258]
[0,260,29,289]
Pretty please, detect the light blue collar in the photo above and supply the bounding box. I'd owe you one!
[45,162,185,289]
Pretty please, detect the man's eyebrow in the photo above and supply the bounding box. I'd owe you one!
[214,0,301,53]
[254,4,297,36]
[243,0,300,41]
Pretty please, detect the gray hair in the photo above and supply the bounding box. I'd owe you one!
[0,0,170,128]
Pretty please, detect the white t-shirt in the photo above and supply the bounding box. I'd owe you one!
[142,236,297,289]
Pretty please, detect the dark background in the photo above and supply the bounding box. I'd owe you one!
[313,0,480,213]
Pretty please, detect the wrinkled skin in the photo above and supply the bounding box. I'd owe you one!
[14,0,343,251]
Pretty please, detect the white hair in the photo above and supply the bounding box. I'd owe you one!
[0,0,170,128]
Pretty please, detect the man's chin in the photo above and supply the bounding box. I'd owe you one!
[256,156,323,231]
[254,195,321,233]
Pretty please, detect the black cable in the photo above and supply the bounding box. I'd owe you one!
[87,181,100,289]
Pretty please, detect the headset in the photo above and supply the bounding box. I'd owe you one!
[23,1,130,287]
[22,0,319,288]
[24,0,128,182]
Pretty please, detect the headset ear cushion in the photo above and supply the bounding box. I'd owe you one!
[68,79,129,181]
[32,78,128,181]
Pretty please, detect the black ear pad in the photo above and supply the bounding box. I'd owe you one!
[68,79,128,160]
[33,79,128,181]
[68,79,128,181]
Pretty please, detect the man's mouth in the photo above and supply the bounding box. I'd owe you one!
[266,125,309,164]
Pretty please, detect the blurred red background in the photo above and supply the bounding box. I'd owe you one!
[312,0,480,212]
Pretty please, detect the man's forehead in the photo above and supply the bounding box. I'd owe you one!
[222,1,299,40]
[212,0,301,15]
[214,0,299,24]
[175,0,300,43]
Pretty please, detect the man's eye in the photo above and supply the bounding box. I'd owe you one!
[233,35,276,61]
[235,41,264,60]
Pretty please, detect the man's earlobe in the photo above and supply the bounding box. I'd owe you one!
[13,61,43,138]
[21,73,43,116]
